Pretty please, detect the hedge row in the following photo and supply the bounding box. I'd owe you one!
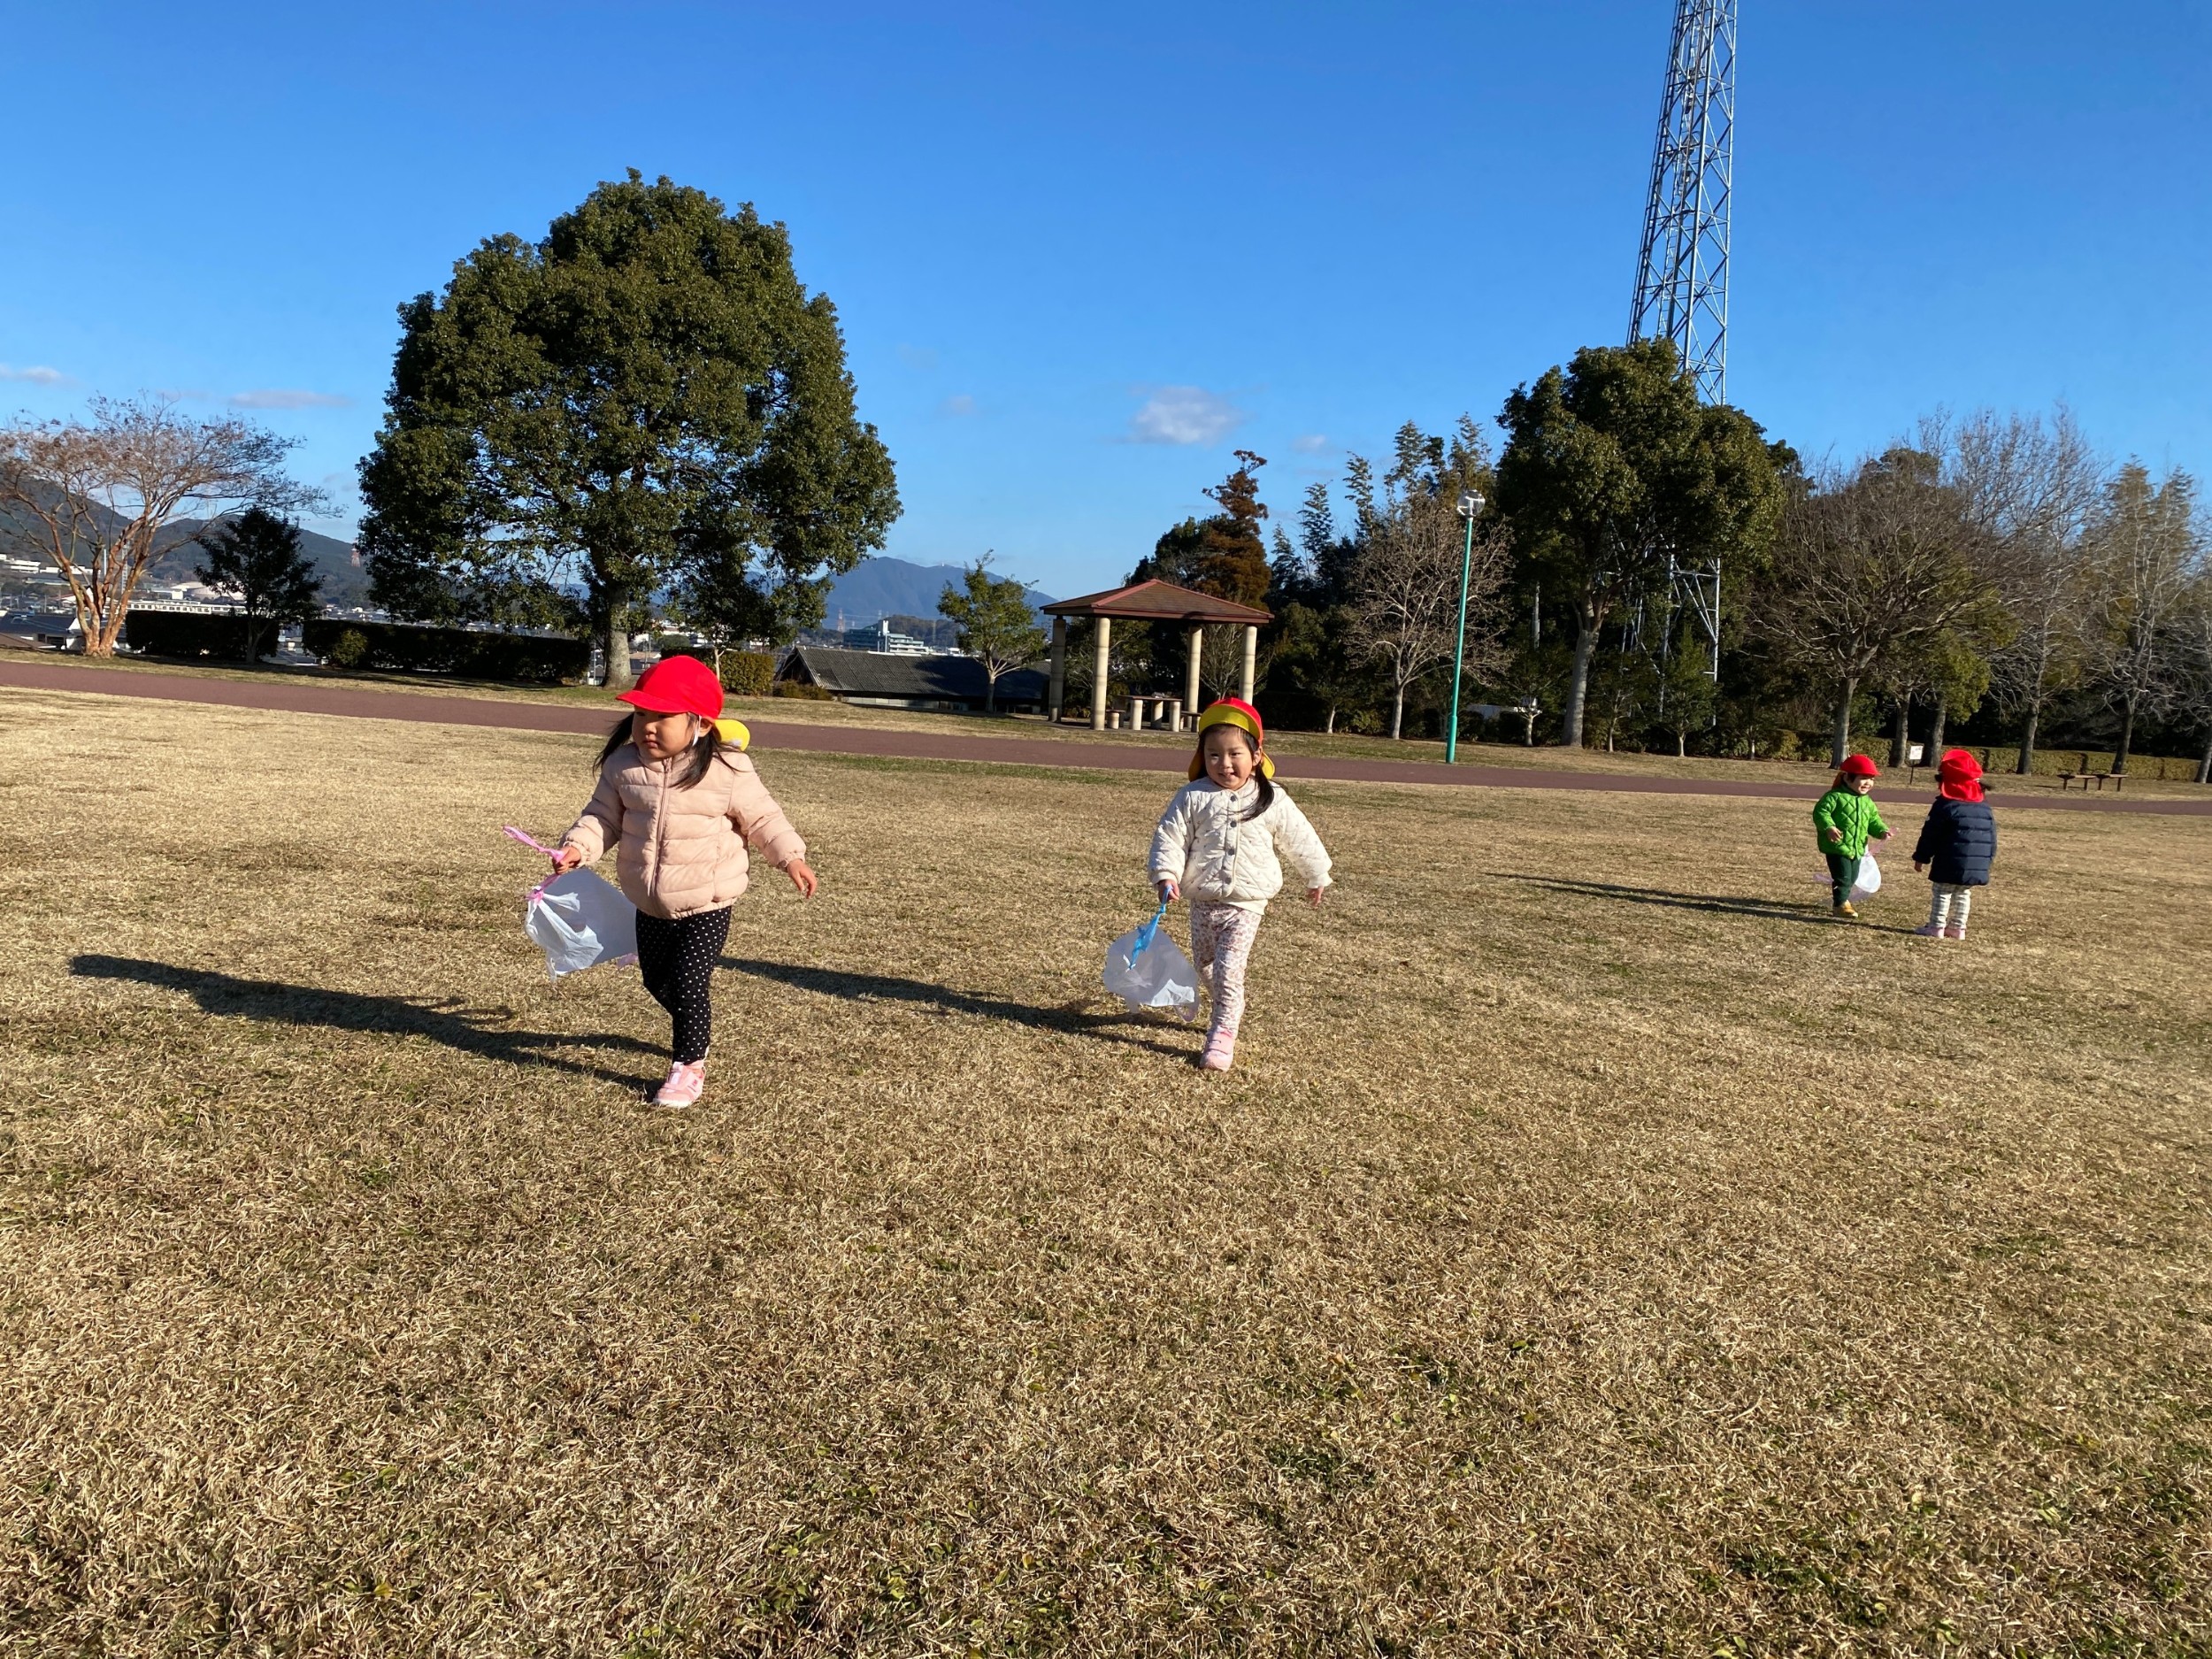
[303,618,588,683]
[722,651,776,696]
[123,609,257,659]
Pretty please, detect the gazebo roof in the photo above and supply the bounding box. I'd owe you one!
[1041,579,1270,626]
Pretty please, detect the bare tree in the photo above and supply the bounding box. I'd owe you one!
[0,397,318,656]
[1929,407,2106,772]
[1756,449,1999,764]
[2085,463,2202,774]
[1348,487,1509,741]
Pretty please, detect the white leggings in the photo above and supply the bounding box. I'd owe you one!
[1928,883,1974,931]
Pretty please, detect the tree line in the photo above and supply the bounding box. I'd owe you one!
[1129,342,2212,779]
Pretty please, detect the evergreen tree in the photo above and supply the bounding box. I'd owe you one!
[1194,450,1271,606]
[191,507,322,662]
[938,558,1047,712]
[357,172,898,687]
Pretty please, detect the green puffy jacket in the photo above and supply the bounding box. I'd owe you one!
[1813,787,1888,856]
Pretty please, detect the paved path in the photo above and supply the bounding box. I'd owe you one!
[5,658,2208,817]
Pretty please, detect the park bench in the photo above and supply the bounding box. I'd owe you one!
[2058,768,2124,792]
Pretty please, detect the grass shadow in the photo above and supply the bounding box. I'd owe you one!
[723,956,1194,1059]
[1491,873,1907,931]
[70,954,661,1087]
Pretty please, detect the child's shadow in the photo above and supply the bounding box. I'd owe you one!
[1492,873,1913,931]
[721,956,1194,1059]
[70,955,661,1087]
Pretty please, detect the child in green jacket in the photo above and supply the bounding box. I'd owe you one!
[1813,754,1892,918]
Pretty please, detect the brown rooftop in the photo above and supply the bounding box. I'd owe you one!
[1041,579,1270,626]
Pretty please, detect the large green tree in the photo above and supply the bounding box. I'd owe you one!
[1494,340,1789,747]
[357,171,899,687]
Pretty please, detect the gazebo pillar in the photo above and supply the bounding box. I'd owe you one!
[1184,626,1203,725]
[1046,617,1067,721]
[1239,624,1258,703]
[1090,617,1112,732]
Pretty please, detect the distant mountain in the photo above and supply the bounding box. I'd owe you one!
[0,485,370,607]
[148,519,371,608]
[822,557,1055,633]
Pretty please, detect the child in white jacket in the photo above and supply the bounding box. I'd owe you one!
[1148,698,1332,1072]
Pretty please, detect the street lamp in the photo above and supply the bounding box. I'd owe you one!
[1445,489,1485,764]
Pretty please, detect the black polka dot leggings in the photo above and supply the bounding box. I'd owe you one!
[633,906,732,1064]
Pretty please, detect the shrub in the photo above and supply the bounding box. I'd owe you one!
[326,628,370,670]
[123,609,253,660]
[721,651,776,697]
[301,618,588,684]
[771,679,834,701]
[1760,727,1801,762]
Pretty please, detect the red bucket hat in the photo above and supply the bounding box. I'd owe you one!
[1839,754,1879,779]
[618,655,724,721]
[1937,748,1985,803]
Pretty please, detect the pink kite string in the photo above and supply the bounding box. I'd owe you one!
[502,825,565,902]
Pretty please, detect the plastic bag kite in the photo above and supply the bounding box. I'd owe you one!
[504,827,639,979]
[1102,900,1199,1018]
[1812,849,1882,902]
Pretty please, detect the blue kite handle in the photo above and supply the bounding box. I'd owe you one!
[1125,899,1170,965]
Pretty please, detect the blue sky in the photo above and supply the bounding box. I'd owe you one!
[4,1,2206,597]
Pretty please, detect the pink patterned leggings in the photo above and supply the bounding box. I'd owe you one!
[1189,902,1264,1041]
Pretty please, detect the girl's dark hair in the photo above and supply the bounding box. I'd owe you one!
[596,712,722,787]
[1248,770,1275,819]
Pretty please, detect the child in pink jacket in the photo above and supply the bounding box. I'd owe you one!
[553,657,817,1107]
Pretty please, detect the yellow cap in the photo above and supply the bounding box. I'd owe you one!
[713,717,750,750]
[1188,702,1274,780]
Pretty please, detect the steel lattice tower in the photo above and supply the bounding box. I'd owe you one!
[1628,0,1735,403]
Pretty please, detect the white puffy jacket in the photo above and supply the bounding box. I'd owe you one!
[1148,778,1333,910]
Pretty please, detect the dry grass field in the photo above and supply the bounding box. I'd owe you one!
[2,686,2208,1656]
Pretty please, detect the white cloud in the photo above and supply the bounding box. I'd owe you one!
[1126,385,1245,446]
[1291,433,1329,454]
[938,393,978,417]
[0,364,67,386]
[229,388,351,410]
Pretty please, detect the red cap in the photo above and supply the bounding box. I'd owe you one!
[617,655,724,721]
[1937,748,1985,802]
[1839,754,1879,779]
[1197,696,1264,746]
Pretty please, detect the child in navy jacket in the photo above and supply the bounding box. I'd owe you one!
[1911,749,1997,939]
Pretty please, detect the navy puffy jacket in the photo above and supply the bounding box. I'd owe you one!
[1911,797,1996,886]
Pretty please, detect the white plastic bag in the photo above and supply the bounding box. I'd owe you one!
[1813,849,1882,901]
[1103,905,1199,1018]
[524,869,640,979]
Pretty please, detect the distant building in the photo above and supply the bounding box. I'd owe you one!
[841,619,932,655]
[778,647,1047,713]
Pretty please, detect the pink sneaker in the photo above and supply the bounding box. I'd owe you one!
[1942,924,1967,941]
[1198,1031,1235,1071]
[653,1059,706,1108]
[1912,923,1947,938]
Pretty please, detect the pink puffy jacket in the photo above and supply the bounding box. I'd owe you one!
[559,744,806,921]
